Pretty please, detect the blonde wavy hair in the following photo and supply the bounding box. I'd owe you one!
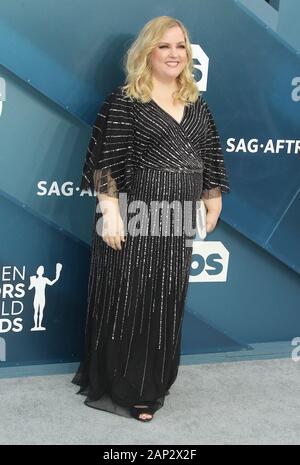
[122,16,200,105]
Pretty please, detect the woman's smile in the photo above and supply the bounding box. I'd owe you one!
[165,61,180,67]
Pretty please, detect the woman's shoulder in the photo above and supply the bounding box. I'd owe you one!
[194,92,211,118]
[186,92,204,111]
[99,86,134,125]
[105,85,132,103]
[102,85,134,113]
[195,92,204,106]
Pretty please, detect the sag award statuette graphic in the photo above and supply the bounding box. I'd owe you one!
[28,263,62,331]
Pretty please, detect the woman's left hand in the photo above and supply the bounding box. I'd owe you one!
[206,210,219,233]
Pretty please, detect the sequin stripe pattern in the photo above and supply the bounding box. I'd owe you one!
[85,167,197,398]
[80,87,135,198]
[132,90,230,201]
[80,94,112,193]
[200,97,231,199]
[72,85,232,407]
[134,98,204,174]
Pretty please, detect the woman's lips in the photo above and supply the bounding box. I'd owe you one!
[165,62,179,67]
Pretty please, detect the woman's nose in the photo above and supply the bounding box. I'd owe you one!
[168,50,179,58]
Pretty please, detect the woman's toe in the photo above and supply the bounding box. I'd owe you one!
[140,413,152,420]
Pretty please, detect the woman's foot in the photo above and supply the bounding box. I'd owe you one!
[133,405,153,421]
[130,404,154,421]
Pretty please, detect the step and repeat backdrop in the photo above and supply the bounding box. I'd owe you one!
[0,0,299,367]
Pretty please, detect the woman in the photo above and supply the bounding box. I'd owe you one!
[72,16,230,422]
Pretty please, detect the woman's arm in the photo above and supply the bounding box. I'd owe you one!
[97,193,125,250]
[199,95,231,233]
[80,87,134,251]
[201,190,222,233]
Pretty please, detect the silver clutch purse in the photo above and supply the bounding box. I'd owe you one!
[196,199,207,240]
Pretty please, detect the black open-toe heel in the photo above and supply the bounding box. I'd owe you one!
[130,403,156,422]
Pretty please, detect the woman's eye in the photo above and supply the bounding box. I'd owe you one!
[158,45,185,49]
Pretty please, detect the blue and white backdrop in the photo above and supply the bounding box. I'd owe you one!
[0,0,299,368]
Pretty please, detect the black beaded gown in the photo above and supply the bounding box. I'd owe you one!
[72,85,230,418]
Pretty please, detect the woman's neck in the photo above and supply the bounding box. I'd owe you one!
[151,76,178,98]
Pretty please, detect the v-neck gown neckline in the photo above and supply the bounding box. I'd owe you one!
[149,99,187,126]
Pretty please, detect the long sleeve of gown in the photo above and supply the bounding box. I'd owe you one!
[201,97,231,199]
[80,87,135,198]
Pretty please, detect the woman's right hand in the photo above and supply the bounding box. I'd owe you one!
[102,211,126,251]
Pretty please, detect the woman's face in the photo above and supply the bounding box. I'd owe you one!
[151,25,188,81]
